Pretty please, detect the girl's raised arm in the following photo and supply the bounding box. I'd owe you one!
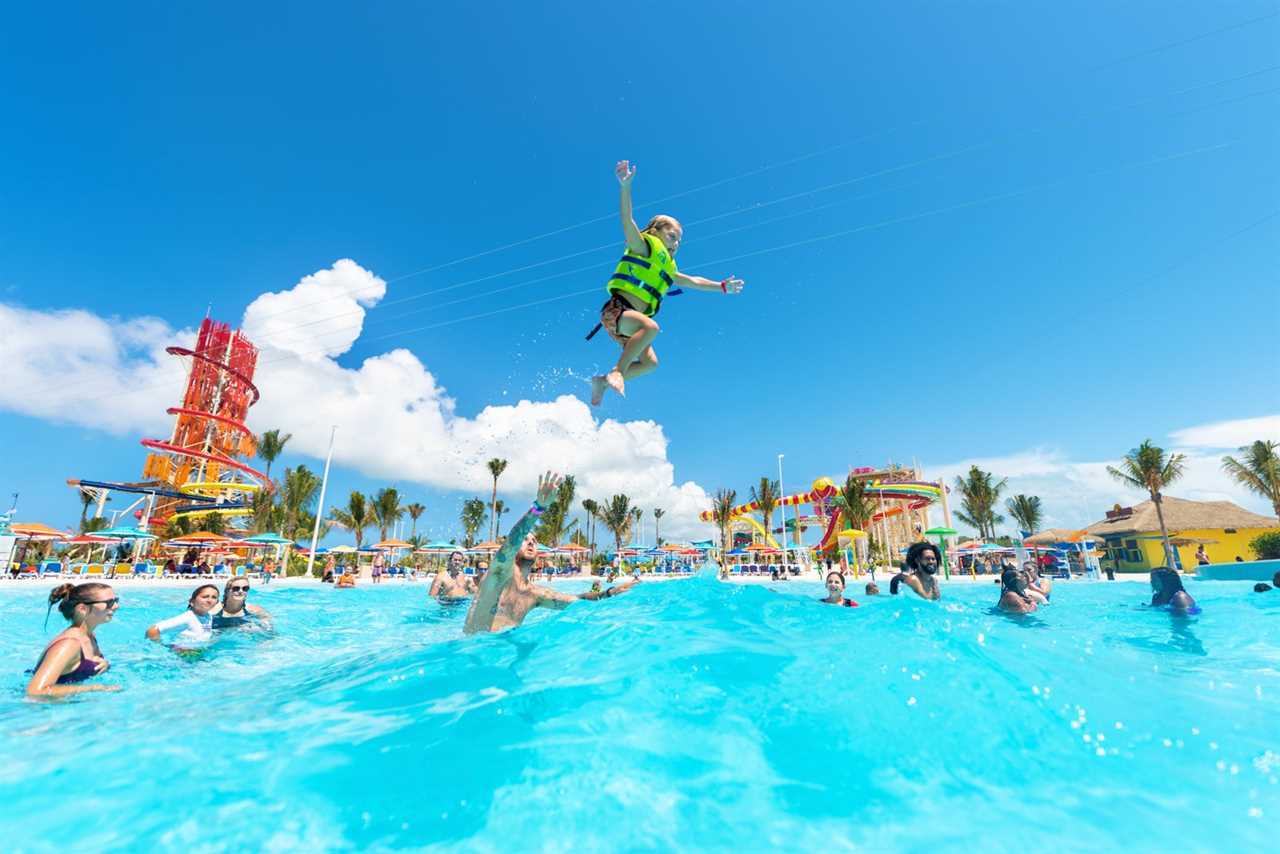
[616,160,646,254]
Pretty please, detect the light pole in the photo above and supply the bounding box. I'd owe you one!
[778,453,788,574]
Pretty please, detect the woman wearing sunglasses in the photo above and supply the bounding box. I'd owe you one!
[27,582,121,696]
[211,579,272,629]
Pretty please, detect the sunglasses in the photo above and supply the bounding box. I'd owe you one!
[86,598,120,608]
[229,586,250,593]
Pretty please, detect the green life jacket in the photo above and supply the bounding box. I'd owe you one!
[606,232,679,317]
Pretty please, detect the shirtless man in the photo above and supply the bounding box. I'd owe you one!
[464,472,637,634]
[889,542,943,600]
[429,551,477,602]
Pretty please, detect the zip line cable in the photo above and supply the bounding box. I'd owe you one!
[21,21,1280,396]
[57,131,1271,408]
[222,10,1280,330]
[183,69,1280,356]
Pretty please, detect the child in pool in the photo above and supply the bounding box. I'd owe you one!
[146,584,219,645]
[588,160,745,406]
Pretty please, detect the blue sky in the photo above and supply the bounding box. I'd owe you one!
[2,2,1278,542]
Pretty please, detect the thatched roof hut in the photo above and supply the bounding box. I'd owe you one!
[1085,496,1279,537]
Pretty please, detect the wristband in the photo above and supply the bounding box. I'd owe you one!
[531,501,546,516]
[720,279,727,293]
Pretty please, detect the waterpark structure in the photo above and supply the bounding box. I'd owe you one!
[699,466,949,564]
[68,317,268,533]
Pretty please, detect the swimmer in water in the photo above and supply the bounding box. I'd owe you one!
[146,584,219,645]
[464,472,638,634]
[864,582,880,596]
[211,579,272,630]
[587,160,745,406]
[1149,567,1199,613]
[888,542,943,600]
[430,551,477,602]
[820,571,859,607]
[998,568,1038,614]
[26,583,121,697]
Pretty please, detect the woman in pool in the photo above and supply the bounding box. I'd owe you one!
[1148,568,1199,614]
[998,568,1038,614]
[145,584,219,645]
[211,579,272,629]
[26,582,121,697]
[888,542,943,600]
[1023,561,1051,602]
[820,571,859,607]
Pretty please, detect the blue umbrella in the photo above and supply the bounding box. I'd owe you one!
[241,533,292,545]
[94,526,157,540]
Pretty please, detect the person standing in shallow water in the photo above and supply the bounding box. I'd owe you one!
[27,583,121,697]
[464,472,637,634]
[889,542,943,600]
[430,551,476,602]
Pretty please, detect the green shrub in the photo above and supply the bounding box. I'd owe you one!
[1250,531,1280,561]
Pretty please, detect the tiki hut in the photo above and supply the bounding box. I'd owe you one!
[1084,496,1279,572]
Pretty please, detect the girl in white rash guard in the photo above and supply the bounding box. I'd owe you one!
[146,585,220,645]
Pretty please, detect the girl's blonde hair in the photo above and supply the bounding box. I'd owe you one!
[641,215,682,235]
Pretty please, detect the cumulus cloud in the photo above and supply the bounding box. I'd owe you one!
[241,258,385,359]
[0,302,189,436]
[0,260,715,539]
[929,413,1280,536]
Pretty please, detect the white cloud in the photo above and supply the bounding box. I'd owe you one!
[0,260,715,539]
[929,414,1280,536]
[1169,415,1280,450]
[0,303,189,436]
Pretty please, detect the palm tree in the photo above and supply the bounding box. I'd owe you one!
[280,465,321,541]
[598,494,634,557]
[492,499,508,537]
[251,485,281,534]
[653,507,665,545]
[163,514,194,540]
[486,458,508,542]
[1222,440,1280,519]
[631,506,644,547]
[1107,440,1186,567]
[77,488,95,533]
[1005,494,1044,536]
[953,466,1007,539]
[460,498,488,547]
[750,477,780,544]
[329,491,370,550]
[710,489,737,561]
[256,429,292,481]
[581,499,599,559]
[406,502,426,537]
[835,474,877,532]
[371,487,405,541]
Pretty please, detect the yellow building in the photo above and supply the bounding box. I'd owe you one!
[1086,496,1280,573]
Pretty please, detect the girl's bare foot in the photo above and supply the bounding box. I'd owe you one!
[605,370,625,397]
[590,375,607,406]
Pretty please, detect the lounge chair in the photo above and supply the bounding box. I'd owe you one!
[112,563,134,579]
[85,563,105,577]
[134,563,157,579]
[213,564,229,577]
[39,561,62,577]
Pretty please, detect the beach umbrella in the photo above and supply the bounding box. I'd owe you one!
[372,539,414,550]
[167,532,232,544]
[96,526,158,540]
[557,543,589,552]
[11,522,72,541]
[329,545,358,554]
[240,533,293,545]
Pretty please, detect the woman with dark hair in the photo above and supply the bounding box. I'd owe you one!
[27,582,121,696]
[1149,568,1199,614]
[430,550,476,602]
[889,541,943,600]
[211,578,272,629]
[998,568,1038,614]
[145,584,219,644]
[820,571,859,607]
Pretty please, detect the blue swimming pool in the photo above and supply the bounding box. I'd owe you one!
[2,575,1277,851]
